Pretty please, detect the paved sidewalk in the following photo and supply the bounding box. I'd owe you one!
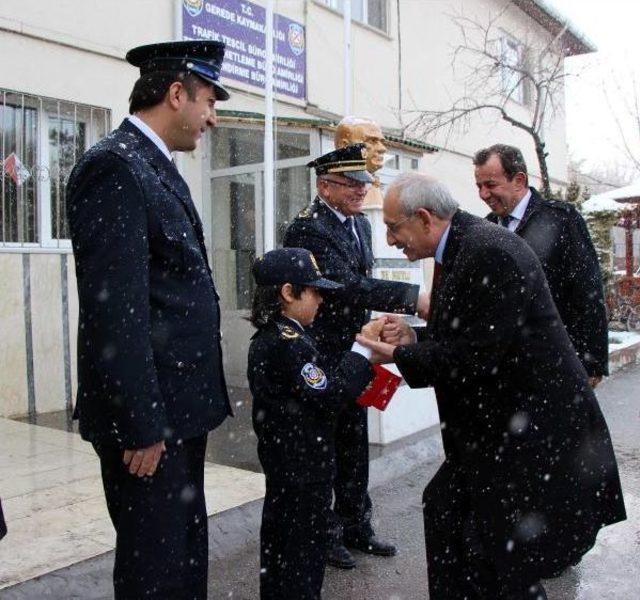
[0,418,265,591]
[205,363,640,600]
[2,361,638,598]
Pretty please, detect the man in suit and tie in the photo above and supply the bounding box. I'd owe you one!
[283,145,430,568]
[474,144,609,387]
[66,41,232,599]
[358,173,626,599]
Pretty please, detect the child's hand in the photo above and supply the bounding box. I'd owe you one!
[360,317,386,341]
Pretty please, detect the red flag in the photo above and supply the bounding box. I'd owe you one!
[3,152,31,186]
[357,364,402,411]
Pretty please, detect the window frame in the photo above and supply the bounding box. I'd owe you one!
[0,88,110,252]
[499,32,529,106]
[205,122,321,258]
[317,0,389,34]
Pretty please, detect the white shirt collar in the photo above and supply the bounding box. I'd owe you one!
[284,315,304,331]
[127,115,173,162]
[320,198,348,223]
[434,223,451,265]
[509,189,532,222]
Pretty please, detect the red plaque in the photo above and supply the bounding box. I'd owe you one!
[357,365,402,411]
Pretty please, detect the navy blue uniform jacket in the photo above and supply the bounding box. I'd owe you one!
[66,120,231,449]
[248,317,373,483]
[487,188,609,377]
[283,197,419,351]
[396,211,625,580]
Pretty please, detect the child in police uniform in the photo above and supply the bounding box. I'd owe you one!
[247,247,378,600]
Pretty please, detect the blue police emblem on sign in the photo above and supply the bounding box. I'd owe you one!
[288,23,305,56]
[183,0,204,17]
[301,363,327,390]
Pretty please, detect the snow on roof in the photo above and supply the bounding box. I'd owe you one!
[582,180,640,214]
[512,0,597,56]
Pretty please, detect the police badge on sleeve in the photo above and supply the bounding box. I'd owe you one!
[301,363,327,390]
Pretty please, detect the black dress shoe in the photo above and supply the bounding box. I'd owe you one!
[327,544,357,569]
[344,536,397,557]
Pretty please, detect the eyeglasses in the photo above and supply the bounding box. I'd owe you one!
[320,178,370,190]
[385,213,416,234]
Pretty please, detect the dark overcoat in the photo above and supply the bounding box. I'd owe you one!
[395,211,626,580]
[67,119,231,449]
[283,197,419,351]
[248,316,373,482]
[487,187,609,377]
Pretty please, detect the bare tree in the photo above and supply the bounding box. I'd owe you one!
[404,4,577,197]
[568,158,634,196]
[604,71,640,174]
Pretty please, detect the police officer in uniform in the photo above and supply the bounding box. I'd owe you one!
[66,41,232,599]
[248,248,378,599]
[284,145,430,567]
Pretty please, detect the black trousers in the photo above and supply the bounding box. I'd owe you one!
[330,402,374,544]
[260,480,332,600]
[0,498,6,540]
[94,435,208,600]
[423,461,547,600]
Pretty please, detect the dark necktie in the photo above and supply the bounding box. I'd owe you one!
[500,214,514,229]
[344,217,362,253]
[427,262,442,322]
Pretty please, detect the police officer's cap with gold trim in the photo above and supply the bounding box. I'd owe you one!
[253,248,343,290]
[307,144,374,183]
[126,40,230,101]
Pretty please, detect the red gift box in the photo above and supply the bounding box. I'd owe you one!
[357,364,402,411]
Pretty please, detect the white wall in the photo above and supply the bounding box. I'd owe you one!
[0,0,580,425]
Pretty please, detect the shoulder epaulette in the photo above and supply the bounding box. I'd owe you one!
[542,198,572,212]
[276,322,301,340]
[296,204,316,219]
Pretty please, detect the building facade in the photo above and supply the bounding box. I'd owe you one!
[0,0,591,441]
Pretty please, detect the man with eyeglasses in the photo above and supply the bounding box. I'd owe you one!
[356,172,625,600]
[283,144,430,569]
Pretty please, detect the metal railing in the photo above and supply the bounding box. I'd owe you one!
[1,89,110,249]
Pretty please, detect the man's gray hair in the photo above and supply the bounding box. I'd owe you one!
[387,173,458,219]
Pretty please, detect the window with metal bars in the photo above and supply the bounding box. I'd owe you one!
[0,89,110,248]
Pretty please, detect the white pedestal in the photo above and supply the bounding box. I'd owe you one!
[367,365,440,444]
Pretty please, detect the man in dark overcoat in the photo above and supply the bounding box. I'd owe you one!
[283,145,430,568]
[474,144,609,387]
[66,41,232,599]
[358,173,626,599]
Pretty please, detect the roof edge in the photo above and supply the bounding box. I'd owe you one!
[511,0,597,56]
[216,110,439,154]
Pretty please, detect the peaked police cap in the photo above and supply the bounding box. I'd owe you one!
[126,40,230,101]
[253,248,343,290]
[307,143,374,183]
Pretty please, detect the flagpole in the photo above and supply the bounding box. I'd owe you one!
[344,0,352,115]
[263,0,275,251]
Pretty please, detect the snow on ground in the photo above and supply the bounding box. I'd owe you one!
[608,330,640,351]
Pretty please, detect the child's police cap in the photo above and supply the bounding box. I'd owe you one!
[253,248,343,290]
[126,40,230,101]
[307,144,374,183]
